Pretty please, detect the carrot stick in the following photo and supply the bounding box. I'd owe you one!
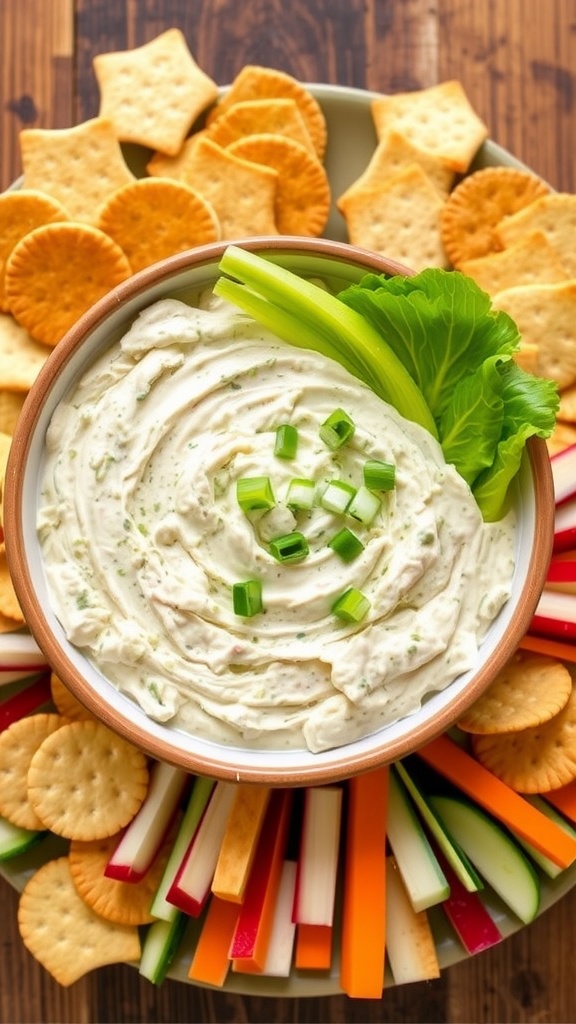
[339,766,388,999]
[188,895,240,987]
[294,924,333,970]
[542,780,576,824]
[211,784,271,903]
[416,734,576,868]
[518,633,576,664]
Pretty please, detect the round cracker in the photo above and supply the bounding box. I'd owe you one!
[472,682,576,793]
[457,650,573,734]
[5,222,132,347]
[27,719,149,840]
[440,166,550,267]
[49,672,96,722]
[0,190,70,313]
[228,133,331,236]
[96,177,220,274]
[0,713,67,829]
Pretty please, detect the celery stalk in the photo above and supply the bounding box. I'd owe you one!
[215,246,437,437]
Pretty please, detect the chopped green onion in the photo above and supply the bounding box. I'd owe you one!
[269,531,309,564]
[233,580,263,617]
[332,587,371,623]
[347,485,381,526]
[363,459,396,491]
[274,423,298,459]
[328,527,365,563]
[320,479,356,515]
[286,477,316,512]
[319,408,355,450]
[236,476,276,513]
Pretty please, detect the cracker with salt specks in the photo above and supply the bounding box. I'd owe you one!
[0,313,52,391]
[496,192,576,277]
[207,97,315,153]
[0,546,24,623]
[440,166,550,267]
[458,231,569,296]
[207,65,327,160]
[50,672,96,723]
[96,177,220,274]
[19,118,135,225]
[472,680,576,793]
[371,80,488,174]
[0,191,70,313]
[0,714,67,830]
[94,28,218,156]
[27,719,149,841]
[491,280,576,390]
[338,164,448,271]
[6,222,132,348]
[181,135,279,239]
[228,133,330,237]
[458,650,573,735]
[0,390,26,434]
[339,129,455,204]
[18,856,141,986]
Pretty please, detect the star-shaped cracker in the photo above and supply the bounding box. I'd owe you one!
[94,28,218,155]
[19,118,135,224]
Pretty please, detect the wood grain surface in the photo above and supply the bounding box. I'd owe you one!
[1,2,576,1022]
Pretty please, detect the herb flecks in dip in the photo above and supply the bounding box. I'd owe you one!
[38,295,516,753]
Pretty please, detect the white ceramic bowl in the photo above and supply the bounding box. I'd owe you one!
[3,237,554,786]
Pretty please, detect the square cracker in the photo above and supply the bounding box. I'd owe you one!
[371,80,488,174]
[458,232,569,296]
[339,129,455,203]
[491,280,576,389]
[94,29,218,155]
[0,313,51,391]
[496,193,576,277]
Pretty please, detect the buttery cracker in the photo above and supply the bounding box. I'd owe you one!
[19,118,135,224]
[471,682,576,793]
[371,80,488,174]
[457,650,573,734]
[0,546,24,623]
[228,133,330,236]
[557,383,576,423]
[49,672,96,723]
[18,856,141,986]
[96,177,220,273]
[338,129,455,203]
[440,166,550,266]
[6,222,132,347]
[0,313,51,390]
[0,390,26,435]
[458,232,569,296]
[547,420,576,457]
[0,713,66,830]
[0,191,69,312]
[491,280,576,389]
[146,131,208,180]
[207,65,327,159]
[496,193,576,277]
[94,29,218,156]
[27,719,149,840]
[207,97,315,152]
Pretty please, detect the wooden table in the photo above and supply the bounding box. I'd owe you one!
[2,2,576,1021]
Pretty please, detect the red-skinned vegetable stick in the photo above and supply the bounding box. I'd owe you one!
[294,923,333,970]
[531,589,576,640]
[0,674,52,732]
[384,856,440,983]
[230,789,293,973]
[150,775,215,922]
[518,633,576,664]
[211,784,271,903]
[105,760,189,882]
[416,735,576,868]
[553,498,576,553]
[339,766,388,1000]
[187,895,241,988]
[166,781,237,916]
[437,856,502,955]
[551,444,576,505]
[293,785,342,926]
[546,556,576,593]
[542,780,576,825]
[261,860,298,977]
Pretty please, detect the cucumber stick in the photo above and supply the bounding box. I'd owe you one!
[386,769,449,912]
[139,913,188,985]
[0,814,44,861]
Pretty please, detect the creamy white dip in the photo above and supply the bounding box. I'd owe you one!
[37,293,516,753]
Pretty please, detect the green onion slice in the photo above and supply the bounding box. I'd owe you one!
[363,459,396,491]
[233,580,263,617]
[320,479,356,515]
[332,587,371,623]
[347,485,381,526]
[274,423,298,459]
[328,527,365,563]
[237,476,276,513]
[269,531,310,564]
[319,408,355,450]
[286,477,316,512]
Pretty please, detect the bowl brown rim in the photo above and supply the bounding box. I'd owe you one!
[4,237,555,785]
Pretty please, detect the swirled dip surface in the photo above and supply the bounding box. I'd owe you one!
[38,294,516,753]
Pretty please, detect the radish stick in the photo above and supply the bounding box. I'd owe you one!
[150,775,215,921]
[293,785,343,926]
[166,780,235,917]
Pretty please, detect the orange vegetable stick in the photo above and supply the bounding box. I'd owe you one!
[543,780,576,824]
[518,633,576,664]
[339,766,388,999]
[417,734,576,868]
[211,784,271,902]
[294,923,333,970]
[188,895,240,988]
